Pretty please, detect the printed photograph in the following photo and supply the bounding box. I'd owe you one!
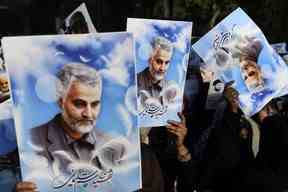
[2,32,141,192]
[192,8,288,116]
[127,18,193,127]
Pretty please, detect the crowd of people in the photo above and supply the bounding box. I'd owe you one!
[0,3,288,192]
[9,43,288,192]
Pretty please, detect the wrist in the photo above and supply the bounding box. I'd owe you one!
[177,145,191,162]
[228,104,238,113]
[177,144,186,151]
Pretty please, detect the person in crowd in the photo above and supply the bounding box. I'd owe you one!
[246,100,288,192]
[147,111,199,192]
[138,143,165,192]
[199,81,259,192]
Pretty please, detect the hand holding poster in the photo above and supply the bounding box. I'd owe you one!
[2,32,141,192]
[127,18,193,127]
[193,8,288,116]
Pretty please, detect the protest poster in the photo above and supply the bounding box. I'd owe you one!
[193,8,288,116]
[127,18,192,127]
[2,32,141,192]
[57,2,97,34]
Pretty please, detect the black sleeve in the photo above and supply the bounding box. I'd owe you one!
[139,143,164,192]
[177,158,200,192]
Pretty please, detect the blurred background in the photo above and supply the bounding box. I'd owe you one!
[0,0,287,43]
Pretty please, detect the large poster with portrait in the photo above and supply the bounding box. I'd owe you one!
[127,18,193,127]
[57,2,97,34]
[2,32,141,192]
[192,8,288,116]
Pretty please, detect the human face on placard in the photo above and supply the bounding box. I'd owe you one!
[60,80,101,134]
[149,49,172,82]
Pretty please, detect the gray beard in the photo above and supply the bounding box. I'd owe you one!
[68,121,95,134]
[149,67,164,82]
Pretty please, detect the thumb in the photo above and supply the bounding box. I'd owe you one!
[178,112,186,125]
[224,80,235,89]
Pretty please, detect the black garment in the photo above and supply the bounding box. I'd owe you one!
[149,126,177,192]
[149,127,199,192]
[139,143,164,192]
[253,114,288,192]
[200,108,254,192]
[258,114,288,173]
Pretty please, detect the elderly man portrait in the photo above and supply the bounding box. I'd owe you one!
[236,38,274,114]
[137,36,177,107]
[238,39,265,93]
[30,63,126,175]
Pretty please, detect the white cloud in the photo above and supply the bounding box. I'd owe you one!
[116,104,133,136]
[173,25,192,53]
[55,34,93,50]
[106,37,133,68]
[100,67,129,86]
[124,85,137,116]
[0,99,13,120]
[21,152,52,181]
[99,37,133,87]
[13,107,24,146]
[137,43,153,61]
[177,53,189,83]
[177,63,184,84]
[3,37,63,89]
[96,136,139,173]
[35,74,59,103]
[127,19,157,42]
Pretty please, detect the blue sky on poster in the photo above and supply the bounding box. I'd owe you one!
[2,32,141,191]
[127,18,192,83]
[192,8,288,116]
[127,18,192,127]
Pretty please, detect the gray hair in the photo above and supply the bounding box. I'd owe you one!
[152,36,173,54]
[56,63,102,98]
[238,38,263,62]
